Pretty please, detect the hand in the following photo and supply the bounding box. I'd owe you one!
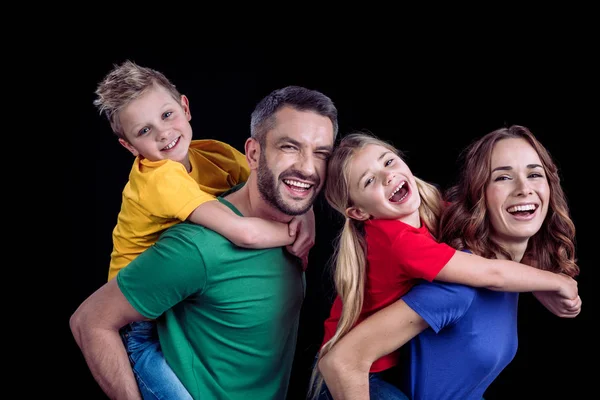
[533,291,582,318]
[286,207,315,271]
[555,273,578,301]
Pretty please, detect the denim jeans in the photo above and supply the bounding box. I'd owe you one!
[120,321,192,400]
[311,358,409,400]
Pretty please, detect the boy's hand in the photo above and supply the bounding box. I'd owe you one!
[533,290,582,318]
[286,207,316,271]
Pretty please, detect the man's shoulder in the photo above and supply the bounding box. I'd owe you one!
[159,221,230,245]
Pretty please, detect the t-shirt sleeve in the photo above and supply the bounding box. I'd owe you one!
[391,231,456,281]
[117,224,208,319]
[402,281,476,333]
[223,143,250,185]
[143,161,215,221]
[201,140,250,186]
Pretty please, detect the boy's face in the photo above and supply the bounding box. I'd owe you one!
[118,84,193,168]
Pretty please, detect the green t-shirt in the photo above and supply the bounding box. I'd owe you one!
[117,197,305,399]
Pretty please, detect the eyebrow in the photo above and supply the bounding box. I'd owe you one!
[275,137,333,153]
[357,151,392,189]
[128,103,175,133]
[491,163,544,173]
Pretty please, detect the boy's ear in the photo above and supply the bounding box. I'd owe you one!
[118,138,139,157]
[346,206,370,221]
[181,95,191,121]
[245,137,260,170]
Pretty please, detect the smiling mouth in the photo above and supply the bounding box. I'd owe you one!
[389,181,408,203]
[162,136,180,151]
[283,179,313,192]
[506,203,538,216]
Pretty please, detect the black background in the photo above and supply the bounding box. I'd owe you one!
[68,38,595,399]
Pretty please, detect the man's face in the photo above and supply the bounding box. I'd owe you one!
[257,107,335,215]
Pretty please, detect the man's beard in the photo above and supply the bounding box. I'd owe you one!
[256,151,319,216]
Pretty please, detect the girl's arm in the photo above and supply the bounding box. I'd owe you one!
[532,290,582,318]
[436,251,578,301]
[318,299,429,400]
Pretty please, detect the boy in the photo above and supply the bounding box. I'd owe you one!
[94,60,315,398]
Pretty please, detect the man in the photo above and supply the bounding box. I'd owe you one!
[70,85,338,399]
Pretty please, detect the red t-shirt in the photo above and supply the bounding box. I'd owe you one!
[321,218,456,372]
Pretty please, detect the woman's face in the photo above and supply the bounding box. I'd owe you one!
[485,138,550,245]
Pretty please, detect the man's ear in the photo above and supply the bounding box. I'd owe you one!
[346,206,370,221]
[118,138,139,157]
[181,95,191,121]
[245,137,260,169]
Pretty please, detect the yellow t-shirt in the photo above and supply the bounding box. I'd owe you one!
[107,139,250,281]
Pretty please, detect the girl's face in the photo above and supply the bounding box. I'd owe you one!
[485,138,550,245]
[346,144,421,226]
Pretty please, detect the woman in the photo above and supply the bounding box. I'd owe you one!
[312,126,581,399]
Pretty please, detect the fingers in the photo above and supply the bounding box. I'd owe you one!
[301,256,309,271]
[285,245,310,271]
[288,217,300,237]
[563,295,582,312]
[556,295,582,318]
[287,237,309,260]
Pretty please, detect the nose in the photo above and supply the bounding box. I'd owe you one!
[298,152,317,176]
[383,171,394,186]
[156,125,171,142]
[514,176,533,196]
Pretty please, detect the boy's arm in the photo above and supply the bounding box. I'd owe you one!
[188,200,295,248]
[286,207,316,270]
[436,251,579,302]
[318,299,429,400]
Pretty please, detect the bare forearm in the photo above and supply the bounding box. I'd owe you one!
[74,325,141,400]
[189,201,293,248]
[234,217,294,248]
[439,251,573,294]
[319,300,427,400]
[319,354,370,400]
[70,280,146,400]
[491,260,564,292]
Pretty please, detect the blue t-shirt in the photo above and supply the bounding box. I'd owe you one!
[399,281,519,400]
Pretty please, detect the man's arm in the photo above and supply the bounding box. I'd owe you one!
[70,279,147,400]
[318,300,429,400]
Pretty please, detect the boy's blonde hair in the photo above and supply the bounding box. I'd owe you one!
[308,131,444,398]
[94,60,182,138]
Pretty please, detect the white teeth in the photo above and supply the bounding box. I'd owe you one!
[284,179,311,189]
[507,204,536,213]
[388,181,406,200]
[163,137,179,150]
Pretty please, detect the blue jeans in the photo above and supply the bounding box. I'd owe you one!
[312,358,409,400]
[120,321,192,400]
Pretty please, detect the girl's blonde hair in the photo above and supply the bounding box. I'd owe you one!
[308,131,444,398]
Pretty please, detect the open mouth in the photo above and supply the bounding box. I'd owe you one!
[506,203,538,216]
[162,136,180,151]
[389,181,409,203]
[283,179,313,193]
